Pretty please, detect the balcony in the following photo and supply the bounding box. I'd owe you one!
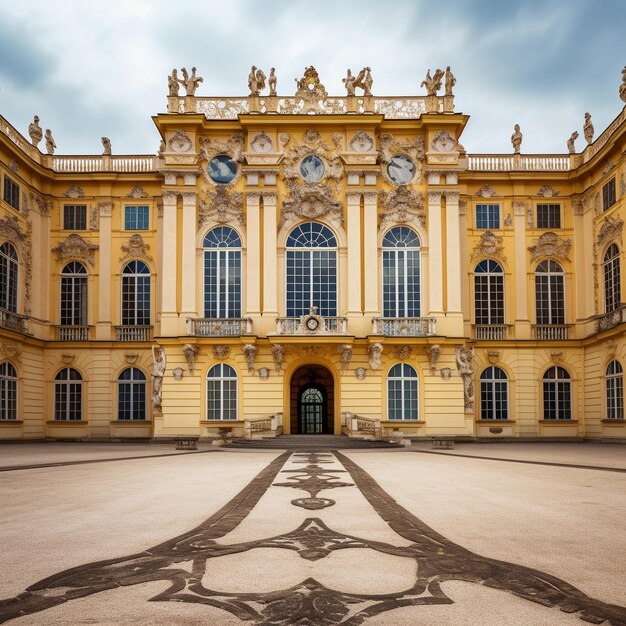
[275,315,348,335]
[596,305,626,333]
[0,308,28,334]
[371,317,436,337]
[114,326,152,342]
[56,326,90,341]
[473,324,509,340]
[187,317,252,337]
[532,324,570,340]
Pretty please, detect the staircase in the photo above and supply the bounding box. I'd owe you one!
[227,434,402,450]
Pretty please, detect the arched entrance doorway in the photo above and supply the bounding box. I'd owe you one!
[290,365,334,434]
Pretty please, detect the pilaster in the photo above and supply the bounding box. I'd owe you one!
[427,190,444,316]
[96,201,112,340]
[245,192,261,316]
[363,191,379,316]
[262,191,278,316]
[513,200,530,338]
[346,191,362,315]
[180,191,197,317]
[160,190,178,335]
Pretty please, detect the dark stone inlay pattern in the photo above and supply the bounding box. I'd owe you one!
[0,450,624,625]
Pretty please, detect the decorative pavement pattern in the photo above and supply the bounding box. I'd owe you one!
[1,450,625,625]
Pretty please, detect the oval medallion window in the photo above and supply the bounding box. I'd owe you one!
[300,155,325,183]
[208,155,237,184]
[387,154,415,184]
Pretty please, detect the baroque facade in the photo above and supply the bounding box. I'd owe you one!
[1,65,626,441]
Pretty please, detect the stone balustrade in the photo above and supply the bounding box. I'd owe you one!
[114,325,152,342]
[473,324,509,340]
[466,154,570,172]
[342,412,382,440]
[275,316,348,335]
[532,324,570,340]
[596,305,626,333]
[371,317,436,337]
[187,317,252,336]
[243,413,283,440]
[0,308,28,334]
[56,325,90,341]
[52,155,158,173]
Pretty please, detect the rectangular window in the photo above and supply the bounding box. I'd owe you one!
[475,204,500,229]
[536,204,561,229]
[603,178,616,211]
[3,176,19,211]
[124,205,149,230]
[63,205,87,230]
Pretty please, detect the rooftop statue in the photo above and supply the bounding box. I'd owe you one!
[342,69,356,97]
[354,67,373,96]
[294,66,328,101]
[28,115,43,148]
[444,66,456,96]
[583,112,594,145]
[45,129,56,155]
[421,68,445,96]
[101,137,111,155]
[248,66,267,96]
[511,124,523,154]
[567,131,579,154]
[620,66,626,103]
[180,66,203,96]
[268,67,277,96]
[167,69,180,97]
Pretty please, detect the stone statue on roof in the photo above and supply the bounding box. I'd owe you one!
[180,67,203,96]
[583,112,594,145]
[567,131,578,154]
[444,66,456,96]
[45,129,56,155]
[353,67,373,97]
[421,68,445,96]
[511,124,522,154]
[28,115,43,147]
[268,68,277,96]
[248,66,267,96]
[101,137,111,155]
[620,66,626,103]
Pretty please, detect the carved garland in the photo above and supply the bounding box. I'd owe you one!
[528,232,571,262]
[120,234,153,264]
[378,186,425,231]
[52,234,99,268]
[198,186,244,229]
[470,230,506,263]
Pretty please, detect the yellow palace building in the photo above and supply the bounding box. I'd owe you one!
[1,64,626,442]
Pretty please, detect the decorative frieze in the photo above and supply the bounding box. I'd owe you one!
[528,232,571,262]
[378,186,425,231]
[52,234,99,268]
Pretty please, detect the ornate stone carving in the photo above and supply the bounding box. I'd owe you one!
[99,202,112,217]
[243,344,257,374]
[343,67,373,97]
[199,186,244,228]
[172,367,184,381]
[179,66,203,96]
[45,129,56,155]
[528,232,571,261]
[101,137,111,155]
[355,367,366,380]
[268,68,277,96]
[258,367,270,380]
[127,186,148,199]
[279,181,343,231]
[89,207,99,230]
[0,217,33,315]
[300,345,322,356]
[337,345,352,372]
[52,234,98,268]
[212,345,230,360]
[182,344,199,374]
[440,367,452,380]
[425,345,441,373]
[620,66,626,103]
[513,200,529,217]
[444,66,456,96]
[124,352,139,364]
[421,68,444,95]
[475,185,496,198]
[511,124,522,154]
[0,215,26,246]
[378,186,425,231]
[61,353,75,365]
[7,159,18,174]
[378,134,425,184]
[250,132,273,153]
[487,350,501,364]
[169,130,193,153]
[294,66,332,113]
[199,133,244,184]
[597,215,624,247]
[536,185,560,198]
[583,112,594,145]
[621,174,625,197]
[248,66,267,96]
[0,342,21,362]
[504,213,513,227]
[456,347,475,413]
[28,115,42,147]
[120,234,153,263]
[431,130,456,152]
[29,192,51,216]
[567,131,579,154]
[471,231,505,262]
[63,185,85,199]
[550,351,564,365]
[272,344,285,372]
[393,345,411,360]
[572,199,584,216]
[349,131,374,152]
[368,343,383,370]
[150,345,166,413]
[607,339,617,356]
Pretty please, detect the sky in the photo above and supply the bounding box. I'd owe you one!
[0,0,625,155]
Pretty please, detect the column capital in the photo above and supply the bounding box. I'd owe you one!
[162,190,179,205]
[444,191,460,203]
[345,190,362,202]
[245,191,261,204]
[181,190,197,205]
[428,190,443,203]
[259,190,277,204]
[97,201,112,217]
[363,190,377,204]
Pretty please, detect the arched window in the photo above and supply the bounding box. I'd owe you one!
[203,227,241,318]
[543,366,572,420]
[60,262,87,326]
[535,260,565,325]
[286,222,337,317]
[387,363,419,420]
[54,367,83,421]
[606,360,624,420]
[382,226,421,317]
[0,362,17,420]
[603,244,621,313]
[207,363,237,420]
[480,366,508,420]
[121,261,150,325]
[474,260,504,324]
[0,242,18,313]
[118,368,147,420]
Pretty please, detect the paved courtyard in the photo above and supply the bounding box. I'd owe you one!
[0,441,625,625]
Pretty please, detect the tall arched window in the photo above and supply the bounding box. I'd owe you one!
[0,362,17,421]
[535,260,565,324]
[121,260,150,325]
[387,363,419,420]
[118,367,147,420]
[543,366,572,420]
[54,367,83,421]
[286,222,337,317]
[606,360,624,420]
[603,244,621,313]
[207,363,237,420]
[0,242,18,313]
[382,226,421,317]
[480,366,508,420]
[60,262,87,326]
[474,260,504,324]
[203,227,241,318]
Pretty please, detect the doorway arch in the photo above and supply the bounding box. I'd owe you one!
[290,364,334,434]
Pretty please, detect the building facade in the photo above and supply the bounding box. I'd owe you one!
[1,65,626,441]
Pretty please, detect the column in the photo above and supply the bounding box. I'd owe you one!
[180,191,197,317]
[96,201,112,340]
[346,191,362,315]
[513,200,530,338]
[245,192,261,315]
[444,191,462,316]
[160,191,178,335]
[262,191,278,316]
[428,191,443,315]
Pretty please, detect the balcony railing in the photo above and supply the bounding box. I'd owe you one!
[56,325,90,341]
[0,308,28,334]
[596,305,626,333]
[187,317,252,336]
[275,316,348,335]
[114,325,152,342]
[371,317,436,336]
[533,324,570,340]
[466,154,571,172]
[473,324,509,340]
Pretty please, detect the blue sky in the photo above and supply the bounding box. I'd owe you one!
[0,0,624,155]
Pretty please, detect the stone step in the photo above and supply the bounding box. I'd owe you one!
[227,435,402,450]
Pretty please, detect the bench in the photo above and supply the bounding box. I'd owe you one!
[432,438,455,450]
[174,436,199,450]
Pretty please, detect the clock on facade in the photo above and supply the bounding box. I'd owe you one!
[305,316,320,331]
